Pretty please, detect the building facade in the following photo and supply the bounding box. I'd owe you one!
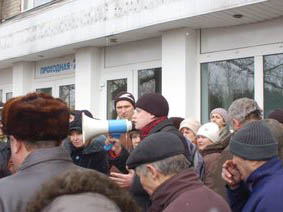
[0,0,283,122]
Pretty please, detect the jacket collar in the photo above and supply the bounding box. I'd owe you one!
[246,157,282,191]
[149,169,202,212]
[19,146,72,171]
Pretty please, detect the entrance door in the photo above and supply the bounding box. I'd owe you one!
[100,70,133,119]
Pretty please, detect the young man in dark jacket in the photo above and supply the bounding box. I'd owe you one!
[222,120,283,211]
[127,132,231,212]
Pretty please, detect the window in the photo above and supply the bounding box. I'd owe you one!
[107,79,127,119]
[264,53,283,117]
[59,84,75,110]
[0,90,2,103]
[6,92,13,101]
[201,57,254,123]
[36,87,52,96]
[23,0,54,11]
[138,68,162,98]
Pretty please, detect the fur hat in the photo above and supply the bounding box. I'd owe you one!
[179,118,201,135]
[2,92,70,142]
[210,108,228,124]
[126,132,185,169]
[197,122,220,143]
[135,93,169,117]
[114,92,135,109]
[230,120,278,160]
[228,98,262,122]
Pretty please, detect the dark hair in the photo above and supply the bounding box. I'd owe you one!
[26,169,141,212]
[129,130,141,139]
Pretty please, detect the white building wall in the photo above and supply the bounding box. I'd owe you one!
[0,68,12,102]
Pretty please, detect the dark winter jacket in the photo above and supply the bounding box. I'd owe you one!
[227,157,283,212]
[63,135,109,175]
[149,169,231,212]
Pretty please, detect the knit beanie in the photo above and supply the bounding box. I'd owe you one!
[197,122,220,143]
[135,93,169,117]
[268,109,283,124]
[114,91,135,109]
[126,132,185,169]
[179,118,201,135]
[230,120,278,160]
[210,108,228,124]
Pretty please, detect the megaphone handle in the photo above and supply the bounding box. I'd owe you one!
[104,143,114,151]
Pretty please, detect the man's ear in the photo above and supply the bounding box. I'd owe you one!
[9,135,22,153]
[146,164,159,180]
[232,119,242,131]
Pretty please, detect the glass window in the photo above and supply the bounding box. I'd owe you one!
[23,0,54,11]
[264,53,283,117]
[34,0,53,7]
[36,87,52,96]
[107,79,127,119]
[138,68,162,98]
[59,84,75,111]
[201,57,254,123]
[6,92,13,101]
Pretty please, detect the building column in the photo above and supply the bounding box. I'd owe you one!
[162,28,198,119]
[12,62,34,97]
[75,47,101,116]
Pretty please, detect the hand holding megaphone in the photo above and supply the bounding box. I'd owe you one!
[82,113,135,146]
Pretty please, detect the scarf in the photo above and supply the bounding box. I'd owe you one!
[140,116,167,139]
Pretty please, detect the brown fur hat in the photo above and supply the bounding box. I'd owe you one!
[1,92,70,142]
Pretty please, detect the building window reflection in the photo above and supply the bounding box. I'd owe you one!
[201,57,254,123]
[264,53,283,117]
[138,68,162,98]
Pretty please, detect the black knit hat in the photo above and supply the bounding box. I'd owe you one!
[268,109,283,124]
[230,120,278,160]
[135,93,169,117]
[114,91,135,109]
[126,132,185,169]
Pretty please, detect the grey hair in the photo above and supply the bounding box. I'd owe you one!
[135,154,190,176]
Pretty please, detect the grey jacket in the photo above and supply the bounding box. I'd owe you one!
[0,147,80,212]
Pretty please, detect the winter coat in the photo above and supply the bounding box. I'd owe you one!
[149,169,231,212]
[200,134,230,194]
[209,133,233,201]
[63,135,109,175]
[227,157,283,212]
[0,147,81,212]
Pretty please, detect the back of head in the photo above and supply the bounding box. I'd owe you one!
[168,117,184,130]
[135,93,169,117]
[230,120,278,161]
[228,97,262,123]
[1,92,69,142]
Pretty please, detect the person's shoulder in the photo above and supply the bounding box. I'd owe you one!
[163,187,230,212]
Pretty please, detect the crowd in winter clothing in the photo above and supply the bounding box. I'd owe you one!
[0,92,283,212]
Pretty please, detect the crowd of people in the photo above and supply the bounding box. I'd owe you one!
[0,91,282,212]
